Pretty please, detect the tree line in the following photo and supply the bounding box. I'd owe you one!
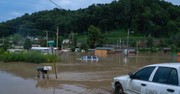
[0,0,180,47]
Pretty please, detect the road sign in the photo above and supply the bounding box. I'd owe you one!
[48,40,55,46]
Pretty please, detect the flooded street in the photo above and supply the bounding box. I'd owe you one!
[0,52,178,94]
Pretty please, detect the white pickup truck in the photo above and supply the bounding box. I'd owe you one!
[112,63,180,94]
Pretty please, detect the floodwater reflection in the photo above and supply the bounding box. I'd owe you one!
[0,52,178,94]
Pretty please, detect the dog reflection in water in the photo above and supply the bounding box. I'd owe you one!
[36,66,52,79]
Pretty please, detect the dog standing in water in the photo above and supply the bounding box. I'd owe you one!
[36,66,52,79]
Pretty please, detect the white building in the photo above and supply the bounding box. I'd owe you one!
[31,47,57,54]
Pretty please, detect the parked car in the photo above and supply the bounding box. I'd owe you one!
[80,56,99,62]
[112,63,180,94]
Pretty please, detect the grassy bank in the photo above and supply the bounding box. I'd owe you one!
[0,51,60,63]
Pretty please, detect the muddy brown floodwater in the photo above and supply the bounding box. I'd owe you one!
[0,52,178,94]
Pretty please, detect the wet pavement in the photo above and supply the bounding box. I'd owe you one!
[0,52,178,94]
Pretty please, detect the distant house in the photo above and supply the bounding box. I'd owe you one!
[7,49,23,53]
[14,46,23,49]
[32,44,41,47]
[62,39,70,44]
[95,47,114,57]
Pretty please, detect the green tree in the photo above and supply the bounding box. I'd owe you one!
[80,43,89,52]
[173,32,180,47]
[146,35,153,48]
[87,25,106,48]
[0,45,7,53]
[8,34,23,46]
[23,38,32,50]
[171,44,178,53]
[69,32,78,52]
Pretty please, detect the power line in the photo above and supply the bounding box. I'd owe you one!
[48,0,62,9]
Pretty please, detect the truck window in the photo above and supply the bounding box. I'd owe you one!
[153,67,178,86]
[168,69,178,86]
[134,67,155,81]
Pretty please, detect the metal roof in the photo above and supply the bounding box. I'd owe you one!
[95,47,114,50]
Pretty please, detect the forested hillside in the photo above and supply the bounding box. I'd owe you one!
[0,0,180,38]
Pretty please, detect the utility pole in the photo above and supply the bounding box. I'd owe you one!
[125,28,130,56]
[46,31,48,47]
[54,26,59,79]
[120,38,122,49]
[56,26,59,49]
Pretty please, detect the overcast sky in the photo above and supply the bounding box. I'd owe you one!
[0,0,179,22]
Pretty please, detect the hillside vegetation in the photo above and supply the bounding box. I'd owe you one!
[0,0,180,49]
